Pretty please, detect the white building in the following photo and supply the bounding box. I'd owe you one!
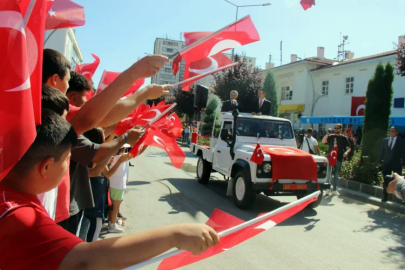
[151,38,185,95]
[44,28,83,69]
[265,37,405,133]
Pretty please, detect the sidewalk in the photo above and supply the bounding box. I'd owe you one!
[337,178,405,214]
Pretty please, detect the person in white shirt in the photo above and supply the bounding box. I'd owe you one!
[107,148,132,232]
[301,128,320,155]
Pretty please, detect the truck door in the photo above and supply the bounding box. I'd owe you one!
[212,120,233,175]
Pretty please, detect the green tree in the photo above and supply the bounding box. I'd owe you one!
[213,54,263,111]
[362,62,394,162]
[202,98,219,135]
[173,86,195,122]
[262,70,279,117]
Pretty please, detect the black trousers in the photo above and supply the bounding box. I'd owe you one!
[57,210,83,235]
[382,167,402,200]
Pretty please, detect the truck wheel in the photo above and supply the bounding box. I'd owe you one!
[297,190,323,209]
[197,156,212,184]
[233,170,256,210]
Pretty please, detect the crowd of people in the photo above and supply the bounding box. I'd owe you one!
[0,50,219,269]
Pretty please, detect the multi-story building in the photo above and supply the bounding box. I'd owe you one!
[44,28,83,69]
[151,38,185,95]
[264,36,405,133]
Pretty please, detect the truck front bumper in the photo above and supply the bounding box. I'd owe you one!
[252,182,330,192]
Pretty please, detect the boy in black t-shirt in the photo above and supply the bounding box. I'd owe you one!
[322,123,351,196]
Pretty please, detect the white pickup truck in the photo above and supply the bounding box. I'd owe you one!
[191,111,330,210]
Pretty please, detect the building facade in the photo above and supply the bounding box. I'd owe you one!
[44,28,83,69]
[151,38,185,95]
[265,39,405,133]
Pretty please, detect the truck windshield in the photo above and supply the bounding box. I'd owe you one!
[235,118,294,139]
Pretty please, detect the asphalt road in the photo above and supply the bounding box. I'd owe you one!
[103,146,405,270]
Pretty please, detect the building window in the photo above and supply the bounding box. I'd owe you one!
[162,47,166,51]
[165,62,171,67]
[171,75,176,79]
[168,41,174,46]
[249,59,252,62]
[173,42,178,46]
[345,77,354,94]
[322,81,329,95]
[281,86,293,100]
[164,68,171,73]
[394,98,405,108]
[166,48,174,53]
[163,41,167,45]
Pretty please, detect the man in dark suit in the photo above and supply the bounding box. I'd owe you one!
[221,90,243,112]
[250,89,271,116]
[378,126,405,202]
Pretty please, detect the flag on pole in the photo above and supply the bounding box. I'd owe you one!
[172,16,260,75]
[156,192,320,270]
[182,53,234,91]
[45,0,85,30]
[250,143,264,165]
[96,70,145,97]
[74,54,100,99]
[0,0,46,179]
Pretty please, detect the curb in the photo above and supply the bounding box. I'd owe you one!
[338,186,405,214]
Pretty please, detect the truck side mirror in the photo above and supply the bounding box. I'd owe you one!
[220,129,229,141]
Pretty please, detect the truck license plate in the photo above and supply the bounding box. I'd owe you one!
[283,184,307,190]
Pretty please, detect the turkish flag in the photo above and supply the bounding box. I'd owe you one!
[172,16,260,75]
[45,0,85,30]
[18,0,48,126]
[113,103,150,135]
[182,53,234,91]
[329,146,338,167]
[0,0,41,179]
[96,70,145,97]
[300,0,315,10]
[153,113,183,139]
[261,146,317,182]
[143,127,185,168]
[351,96,366,116]
[129,129,149,158]
[250,143,264,165]
[74,53,100,99]
[132,101,173,128]
[158,194,318,270]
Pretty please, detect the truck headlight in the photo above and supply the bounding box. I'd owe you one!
[263,163,272,173]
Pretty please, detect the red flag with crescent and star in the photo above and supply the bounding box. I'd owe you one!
[157,193,318,270]
[182,53,233,91]
[74,53,100,100]
[0,0,47,180]
[172,16,259,75]
[143,127,185,168]
[45,0,85,30]
[250,143,264,165]
[329,146,338,167]
[96,70,145,97]
[300,0,315,10]
[351,96,366,116]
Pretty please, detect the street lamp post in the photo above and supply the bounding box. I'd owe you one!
[224,0,271,61]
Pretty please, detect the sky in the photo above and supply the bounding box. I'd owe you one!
[74,0,404,88]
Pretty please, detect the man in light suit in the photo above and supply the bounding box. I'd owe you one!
[251,89,271,116]
[378,126,405,202]
[221,90,243,112]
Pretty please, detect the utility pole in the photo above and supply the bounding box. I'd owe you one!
[280,41,283,66]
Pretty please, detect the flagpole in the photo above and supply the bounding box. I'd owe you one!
[124,191,320,270]
[23,0,37,26]
[172,63,238,88]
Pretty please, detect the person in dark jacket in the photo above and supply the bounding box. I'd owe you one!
[250,89,271,116]
[221,90,243,112]
[378,126,405,202]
